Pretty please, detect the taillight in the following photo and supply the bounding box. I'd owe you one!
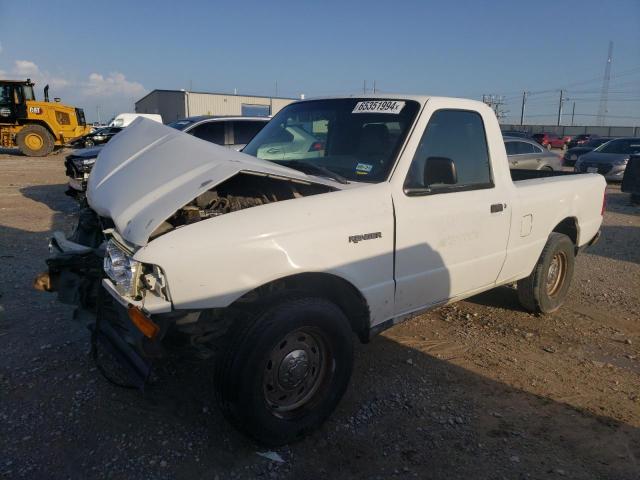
[601,192,607,216]
[308,141,324,152]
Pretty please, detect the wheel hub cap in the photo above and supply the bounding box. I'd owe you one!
[278,349,309,388]
[263,328,328,414]
[546,251,567,296]
[25,133,43,150]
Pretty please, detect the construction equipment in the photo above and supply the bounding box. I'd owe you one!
[0,79,91,156]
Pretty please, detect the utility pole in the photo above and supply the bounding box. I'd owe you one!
[557,90,564,126]
[571,102,576,126]
[520,91,527,125]
[373,80,376,94]
[363,80,367,94]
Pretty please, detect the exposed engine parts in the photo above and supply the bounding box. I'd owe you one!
[151,172,334,239]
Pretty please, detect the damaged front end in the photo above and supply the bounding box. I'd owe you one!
[37,118,344,388]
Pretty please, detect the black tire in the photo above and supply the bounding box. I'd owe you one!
[517,233,575,313]
[16,124,55,157]
[631,194,640,205]
[214,297,353,446]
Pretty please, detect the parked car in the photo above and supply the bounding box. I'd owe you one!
[70,126,123,148]
[65,116,269,201]
[501,130,530,138]
[42,95,605,446]
[109,113,163,127]
[563,137,614,167]
[532,132,566,150]
[567,134,599,149]
[575,138,640,181]
[504,136,562,170]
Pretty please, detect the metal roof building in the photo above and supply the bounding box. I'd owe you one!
[134,89,297,123]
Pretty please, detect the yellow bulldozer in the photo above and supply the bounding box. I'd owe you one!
[0,79,91,156]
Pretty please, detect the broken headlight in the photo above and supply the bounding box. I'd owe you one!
[104,239,140,297]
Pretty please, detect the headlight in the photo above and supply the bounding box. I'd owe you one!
[93,135,105,140]
[104,239,140,296]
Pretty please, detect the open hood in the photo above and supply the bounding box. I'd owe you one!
[87,118,339,246]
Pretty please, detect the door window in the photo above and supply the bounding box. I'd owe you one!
[189,122,225,144]
[232,121,266,145]
[405,109,492,192]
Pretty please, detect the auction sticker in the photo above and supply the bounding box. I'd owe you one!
[356,163,373,173]
[352,100,405,114]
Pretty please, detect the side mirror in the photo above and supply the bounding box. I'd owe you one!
[424,156,457,186]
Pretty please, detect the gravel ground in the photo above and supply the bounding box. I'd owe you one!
[0,148,638,479]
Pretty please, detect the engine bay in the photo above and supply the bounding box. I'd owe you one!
[151,172,335,239]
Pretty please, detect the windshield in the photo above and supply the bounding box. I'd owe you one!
[242,98,420,182]
[594,139,640,154]
[168,119,197,131]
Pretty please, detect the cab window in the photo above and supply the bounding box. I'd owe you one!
[405,109,493,192]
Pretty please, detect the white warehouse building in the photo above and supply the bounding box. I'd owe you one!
[134,89,297,123]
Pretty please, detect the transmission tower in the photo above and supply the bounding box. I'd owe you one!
[482,94,508,122]
[596,41,613,126]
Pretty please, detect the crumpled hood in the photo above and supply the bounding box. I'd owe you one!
[87,118,340,246]
[579,151,629,164]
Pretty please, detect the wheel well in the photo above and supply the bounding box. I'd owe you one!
[552,217,579,245]
[234,273,371,343]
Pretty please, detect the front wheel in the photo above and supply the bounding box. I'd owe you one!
[214,297,354,446]
[517,233,575,313]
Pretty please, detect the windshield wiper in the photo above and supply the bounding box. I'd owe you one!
[275,160,349,184]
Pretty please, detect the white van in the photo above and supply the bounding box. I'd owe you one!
[109,113,163,128]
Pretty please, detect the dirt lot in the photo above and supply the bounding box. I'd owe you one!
[0,148,638,479]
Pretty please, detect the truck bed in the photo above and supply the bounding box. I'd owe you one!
[510,169,579,182]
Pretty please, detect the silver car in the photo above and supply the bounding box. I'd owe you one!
[575,138,640,181]
[504,136,562,170]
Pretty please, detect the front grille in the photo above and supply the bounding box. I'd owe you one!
[579,163,612,175]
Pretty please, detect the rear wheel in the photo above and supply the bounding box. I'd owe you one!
[517,233,575,313]
[214,297,354,446]
[16,124,54,157]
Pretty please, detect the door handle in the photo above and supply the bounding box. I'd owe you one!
[490,203,504,213]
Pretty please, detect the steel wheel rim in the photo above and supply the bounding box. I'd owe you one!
[546,251,567,296]
[25,133,43,150]
[263,327,328,415]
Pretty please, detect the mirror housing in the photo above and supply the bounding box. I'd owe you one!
[424,156,457,185]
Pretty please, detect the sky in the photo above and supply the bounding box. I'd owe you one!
[1,0,639,125]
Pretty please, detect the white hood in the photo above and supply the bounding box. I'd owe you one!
[87,118,337,246]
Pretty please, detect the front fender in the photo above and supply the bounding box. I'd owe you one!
[134,185,396,324]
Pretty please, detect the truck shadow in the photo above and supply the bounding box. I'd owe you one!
[97,330,639,480]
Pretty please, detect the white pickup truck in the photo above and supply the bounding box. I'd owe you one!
[43,95,605,445]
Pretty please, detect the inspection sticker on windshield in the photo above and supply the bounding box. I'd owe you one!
[356,163,373,174]
[352,100,405,114]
